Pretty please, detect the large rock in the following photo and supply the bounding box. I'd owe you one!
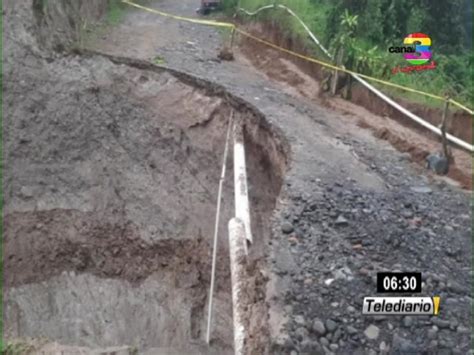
[312,318,326,335]
[325,319,338,332]
[281,221,294,234]
[426,153,449,175]
[364,325,380,340]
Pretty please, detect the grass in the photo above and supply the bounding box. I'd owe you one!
[106,0,153,25]
[223,0,472,112]
[153,55,166,65]
[2,340,36,355]
[106,0,129,26]
[77,0,152,50]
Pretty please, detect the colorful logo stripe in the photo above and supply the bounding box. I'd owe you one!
[404,33,432,65]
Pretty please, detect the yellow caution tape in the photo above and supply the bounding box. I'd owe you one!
[122,1,473,115]
[236,29,449,102]
[449,100,474,115]
[122,0,235,28]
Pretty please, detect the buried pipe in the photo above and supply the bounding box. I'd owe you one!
[233,123,253,251]
[228,218,249,355]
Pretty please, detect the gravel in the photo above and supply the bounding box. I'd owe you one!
[276,146,471,353]
[325,319,338,333]
[312,319,326,335]
[402,316,414,328]
[364,325,380,340]
[281,221,295,234]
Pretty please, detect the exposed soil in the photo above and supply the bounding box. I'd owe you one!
[4,1,472,355]
[4,2,288,353]
[5,209,213,287]
[237,21,472,189]
[237,19,472,143]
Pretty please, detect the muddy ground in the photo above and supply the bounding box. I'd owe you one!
[4,1,286,353]
[237,22,472,190]
[4,0,473,354]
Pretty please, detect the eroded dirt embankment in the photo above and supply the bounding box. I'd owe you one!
[4,1,289,353]
[5,1,472,354]
[238,20,472,142]
[237,20,472,189]
[79,2,472,354]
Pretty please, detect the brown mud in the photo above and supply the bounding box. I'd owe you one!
[4,5,289,349]
[5,1,472,354]
[236,21,472,189]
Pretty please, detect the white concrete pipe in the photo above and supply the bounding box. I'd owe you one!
[228,218,248,355]
[233,125,253,250]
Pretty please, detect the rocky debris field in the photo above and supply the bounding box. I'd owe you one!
[271,136,472,354]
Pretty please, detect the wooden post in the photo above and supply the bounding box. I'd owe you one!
[230,27,236,52]
[342,69,351,99]
[440,96,450,160]
[331,47,343,96]
[235,0,241,18]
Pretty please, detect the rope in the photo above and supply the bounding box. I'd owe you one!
[234,18,474,151]
[206,110,234,344]
[122,0,473,116]
[236,4,473,114]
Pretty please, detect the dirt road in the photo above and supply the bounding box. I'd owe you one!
[4,0,472,354]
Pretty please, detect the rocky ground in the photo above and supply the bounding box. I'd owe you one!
[271,145,472,354]
[4,0,472,354]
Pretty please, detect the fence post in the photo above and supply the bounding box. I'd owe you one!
[230,27,236,51]
[440,96,450,160]
[235,0,241,17]
[331,47,343,96]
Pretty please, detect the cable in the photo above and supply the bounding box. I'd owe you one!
[206,110,234,345]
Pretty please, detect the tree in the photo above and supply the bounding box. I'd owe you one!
[420,0,466,53]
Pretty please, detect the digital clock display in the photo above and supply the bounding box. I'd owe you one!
[376,272,422,293]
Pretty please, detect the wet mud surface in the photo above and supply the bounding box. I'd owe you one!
[4,1,287,353]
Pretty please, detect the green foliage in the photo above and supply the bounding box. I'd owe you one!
[326,0,468,54]
[153,55,166,65]
[221,0,472,108]
[339,9,357,37]
[2,341,35,355]
[107,0,127,25]
[420,0,466,54]
[106,0,151,25]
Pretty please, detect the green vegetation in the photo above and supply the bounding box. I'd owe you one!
[106,0,152,25]
[2,341,35,355]
[106,0,130,25]
[222,0,473,109]
[78,0,150,49]
[40,0,48,11]
[153,55,166,65]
